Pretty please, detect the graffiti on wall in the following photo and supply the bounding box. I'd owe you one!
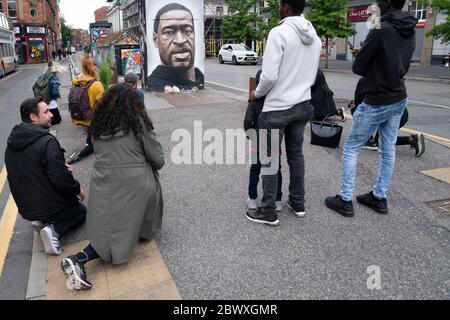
[121,49,141,75]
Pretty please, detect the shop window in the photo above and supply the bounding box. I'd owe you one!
[28,38,45,63]
[410,1,427,21]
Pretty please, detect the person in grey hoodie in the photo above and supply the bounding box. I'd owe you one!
[325,0,418,218]
[247,0,322,226]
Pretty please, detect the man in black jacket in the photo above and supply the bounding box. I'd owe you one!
[325,0,417,217]
[5,98,86,255]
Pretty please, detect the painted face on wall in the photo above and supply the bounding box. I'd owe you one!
[153,9,195,69]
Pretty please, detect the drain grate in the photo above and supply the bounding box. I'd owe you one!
[425,199,450,215]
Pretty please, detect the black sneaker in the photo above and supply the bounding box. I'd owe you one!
[356,191,388,214]
[61,255,92,290]
[246,209,280,226]
[66,151,81,165]
[362,138,378,151]
[325,195,355,217]
[411,133,425,157]
[336,108,347,122]
[287,201,306,218]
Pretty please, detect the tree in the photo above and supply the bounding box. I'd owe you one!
[257,0,280,41]
[307,0,356,68]
[223,0,260,43]
[60,17,73,48]
[425,0,450,44]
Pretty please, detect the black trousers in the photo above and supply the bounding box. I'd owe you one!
[50,108,62,125]
[43,202,87,239]
[258,101,314,216]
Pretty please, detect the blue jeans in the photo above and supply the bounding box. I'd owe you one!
[340,100,407,201]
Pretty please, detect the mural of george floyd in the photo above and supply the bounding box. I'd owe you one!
[140,0,205,92]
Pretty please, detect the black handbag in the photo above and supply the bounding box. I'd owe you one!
[310,115,343,148]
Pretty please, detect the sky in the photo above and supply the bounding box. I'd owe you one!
[59,0,110,30]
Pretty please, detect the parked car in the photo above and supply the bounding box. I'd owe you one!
[218,44,258,65]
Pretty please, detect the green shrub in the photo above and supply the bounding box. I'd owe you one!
[99,56,113,90]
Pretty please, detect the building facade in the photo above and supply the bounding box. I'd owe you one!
[107,3,123,33]
[1,0,61,64]
[71,28,90,50]
[122,0,139,35]
[95,6,109,23]
[333,0,450,65]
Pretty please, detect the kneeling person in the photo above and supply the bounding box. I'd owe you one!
[5,98,87,255]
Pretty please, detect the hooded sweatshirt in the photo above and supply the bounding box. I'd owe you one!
[5,123,81,221]
[352,10,417,105]
[254,15,322,112]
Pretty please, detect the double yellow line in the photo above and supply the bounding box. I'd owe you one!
[0,165,18,277]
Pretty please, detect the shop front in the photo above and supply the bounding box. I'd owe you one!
[346,3,371,61]
[14,25,48,64]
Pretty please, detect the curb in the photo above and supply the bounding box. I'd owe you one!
[24,128,59,301]
[322,68,450,84]
[25,232,47,300]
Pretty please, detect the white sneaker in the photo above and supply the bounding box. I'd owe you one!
[275,201,283,212]
[246,198,258,210]
[40,226,62,255]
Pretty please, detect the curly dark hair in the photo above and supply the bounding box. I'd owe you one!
[89,83,154,140]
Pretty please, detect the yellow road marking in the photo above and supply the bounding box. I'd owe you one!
[0,194,18,276]
[0,166,7,195]
[400,128,450,144]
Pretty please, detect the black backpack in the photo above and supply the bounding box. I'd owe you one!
[68,80,95,121]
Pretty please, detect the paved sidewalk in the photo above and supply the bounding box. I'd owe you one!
[26,55,450,300]
[319,59,450,83]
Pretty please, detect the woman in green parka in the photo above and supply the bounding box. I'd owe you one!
[60,83,165,290]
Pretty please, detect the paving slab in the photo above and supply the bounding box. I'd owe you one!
[46,240,181,300]
[421,167,450,185]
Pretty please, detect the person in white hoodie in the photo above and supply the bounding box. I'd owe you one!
[246,0,322,226]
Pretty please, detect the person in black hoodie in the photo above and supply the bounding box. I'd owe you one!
[5,98,87,255]
[326,0,418,218]
[244,70,283,212]
[311,69,346,122]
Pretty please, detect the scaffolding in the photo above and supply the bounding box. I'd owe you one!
[204,1,229,57]
[204,0,267,57]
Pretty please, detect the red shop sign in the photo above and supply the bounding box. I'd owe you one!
[347,5,371,22]
[416,21,426,28]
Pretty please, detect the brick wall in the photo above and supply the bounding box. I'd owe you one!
[95,6,109,22]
